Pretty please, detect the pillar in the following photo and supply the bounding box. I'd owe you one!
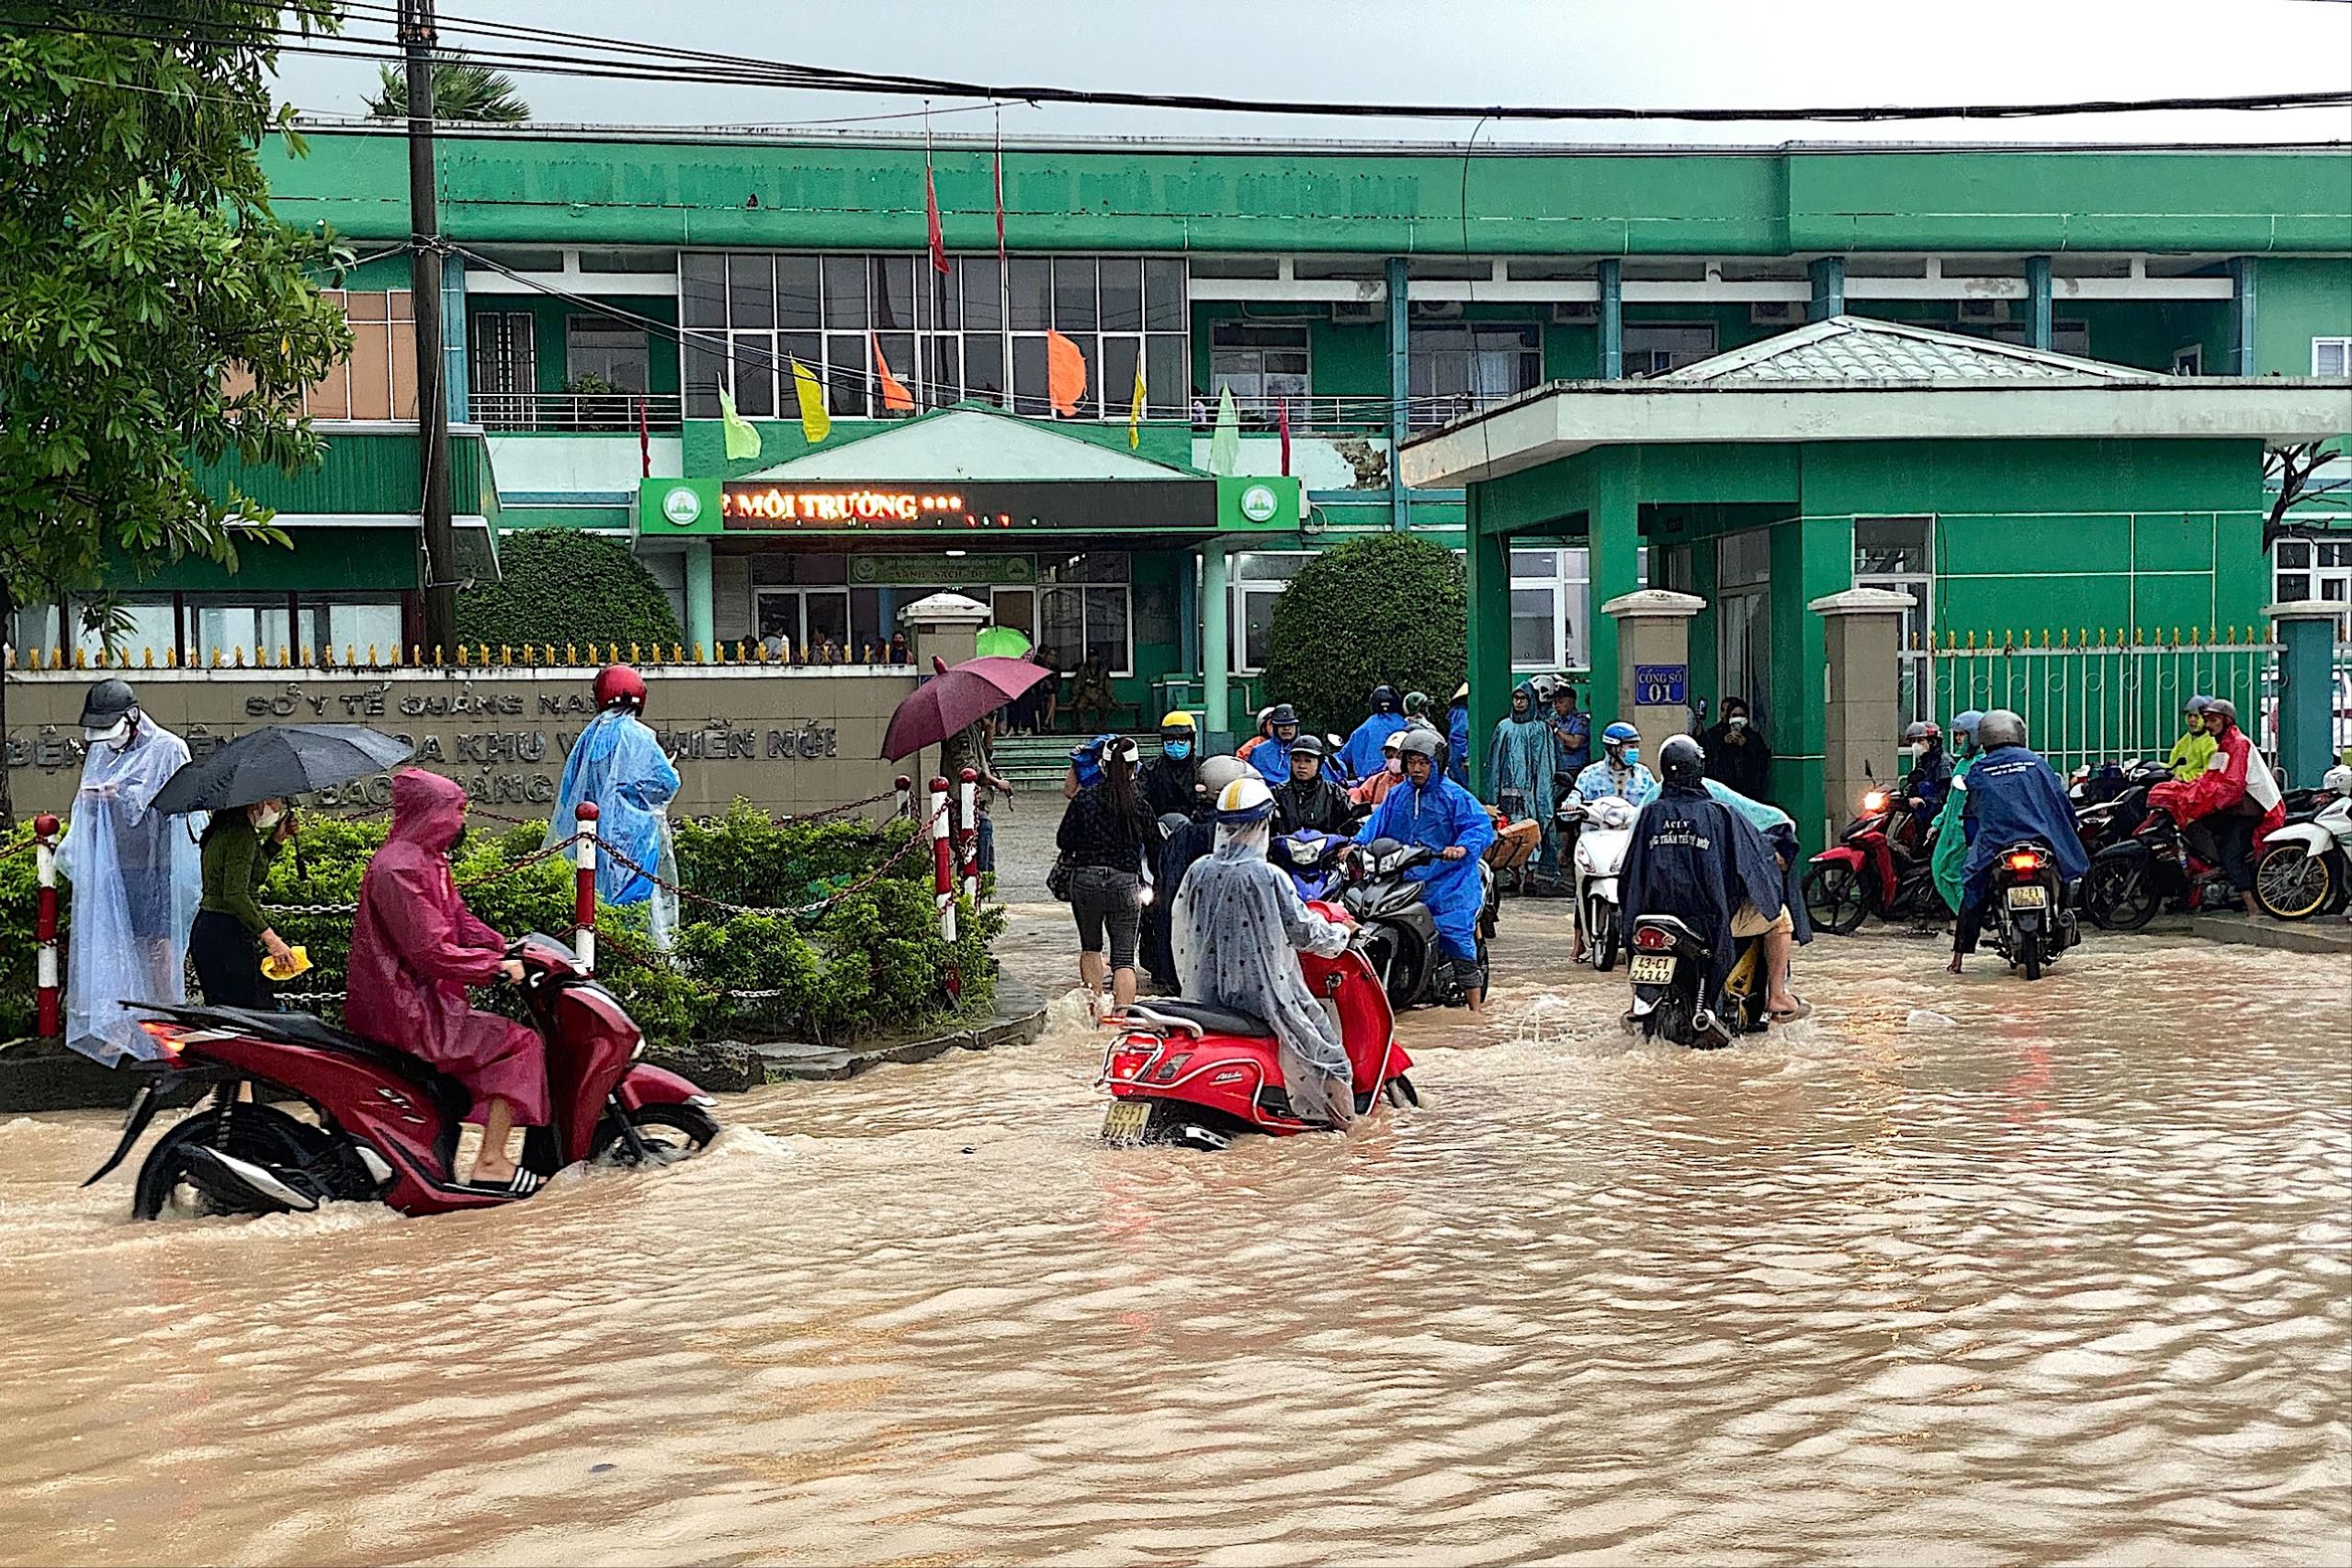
[2268,599,2345,786]
[1808,256,1846,322]
[1200,542,1232,750]
[899,590,989,668]
[1464,490,1512,796]
[1811,588,1915,854]
[2024,255,2052,352]
[1598,259,1623,379]
[1769,514,1856,852]
[2227,256,2258,376]
[442,252,469,423]
[684,540,714,654]
[1600,590,1705,754]
[1385,255,1410,531]
[1582,453,1644,728]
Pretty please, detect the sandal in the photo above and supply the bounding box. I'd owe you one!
[1768,998,1814,1023]
[455,1167,546,1198]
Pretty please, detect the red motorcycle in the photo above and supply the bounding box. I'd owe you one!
[1803,785,1940,934]
[1098,905,1416,1150]
[87,933,717,1219]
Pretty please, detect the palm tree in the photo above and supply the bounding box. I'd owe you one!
[365,59,530,124]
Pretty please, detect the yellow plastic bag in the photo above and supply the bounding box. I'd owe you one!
[261,944,311,983]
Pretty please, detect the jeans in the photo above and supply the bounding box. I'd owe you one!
[976,814,996,874]
[1069,866,1141,969]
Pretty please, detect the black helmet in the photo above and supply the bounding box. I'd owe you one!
[1658,733,1706,788]
[1266,703,1299,728]
[79,677,140,731]
[1289,732,1325,760]
[1369,684,1398,714]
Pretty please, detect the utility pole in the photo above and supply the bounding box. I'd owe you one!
[401,0,458,655]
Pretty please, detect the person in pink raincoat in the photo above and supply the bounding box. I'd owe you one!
[346,770,545,1192]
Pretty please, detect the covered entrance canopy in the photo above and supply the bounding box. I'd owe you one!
[1401,316,2349,836]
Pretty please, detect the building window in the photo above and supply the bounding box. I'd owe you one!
[2314,338,2351,377]
[1855,516,1935,727]
[1408,322,1542,424]
[2274,536,2352,636]
[247,288,414,422]
[1228,551,1311,673]
[1623,322,1718,378]
[469,311,537,430]
[565,318,650,392]
[1505,547,1646,671]
[679,251,1186,423]
[1036,552,1133,676]
[14,593,401,666]
[2171,344,2203,377]
[1210,322,1311,426]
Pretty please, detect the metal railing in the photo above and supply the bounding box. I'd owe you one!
[1193,391,1531,434]
[474,390,683,433]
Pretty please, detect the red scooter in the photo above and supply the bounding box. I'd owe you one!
[87,932,717,1219]
[1804,785,1939,934]
[1098,905,1416,1150]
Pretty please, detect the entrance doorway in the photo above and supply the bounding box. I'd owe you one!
[1716,530,1772,728]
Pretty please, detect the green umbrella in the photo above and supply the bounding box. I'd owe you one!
[975,625,1032,660]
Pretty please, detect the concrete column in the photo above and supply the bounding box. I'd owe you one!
[2227,257,2258,376]
[683,541,714,654]
[899,591,990,669]
[1811,587,1916,853]
[1200,542,1232,750]
[442,252,469,423]
[1598,258,1623,379]
[1464,491,1512,796]
[1582,455,1644,728]
[1808,256,1846,321]
[1385,255,1411,531]
[2025,255,2052,352]
[1600,590,1705,754]
[2267,599,2346,785]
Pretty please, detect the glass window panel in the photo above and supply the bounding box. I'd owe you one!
[2277,573,2313,601]
[1040,586,1084,659]
[875,332,916,409]
[960,256,1002,331]
[1081,551,1130,582]
[1239,586,1283,671]
[964,333,1004,401]
[1237,552,1308,581]
[325,601,402,656]
[1012,334,1048,415]
[1146,334,1185,417]
[729,335,775,416]
[848,588,886,658]
[932,261,963,331]
[1144,258,1184,330]
[1008,258,1052,330]
[925,334,961,406]
[1053,257,1099,331]
[872,254,914,332]
[803,590,850,651]
[2276,540,2312,567]
[1063,333,1101,416]
[684,342,725,419]
[826,333,866,415]
[1100,259,1142,331]
[1854,515,1931,575]
[1510,549,1556,578]
[821,255,866,329]
[727,254,775,328]
[1083,586,1129,672]
[1510,588,1555,665]
[679,254,727,326]
[1101,337,1140,420]
[566,319,649,391]
[990,587,1035,637]
[775,254,821,329]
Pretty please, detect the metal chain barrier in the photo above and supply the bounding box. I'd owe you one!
[262,832,582,918]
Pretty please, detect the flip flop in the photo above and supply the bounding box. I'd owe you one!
[454,1168,546,1198]
[1769,999,1814,1023]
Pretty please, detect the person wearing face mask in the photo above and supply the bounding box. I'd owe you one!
[1355,728,1496,1015]
[1930,710,1985,916]
[1335,684,1410,782]
[1351,730,1409,809]
[1700,696,1772,800]
[54,679,202,1063]
[191,795,300,1010]
[1136,711,1201,818]
[1573,721,1659,808]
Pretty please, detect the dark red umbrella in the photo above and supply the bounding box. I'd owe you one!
[881,654,1050,761]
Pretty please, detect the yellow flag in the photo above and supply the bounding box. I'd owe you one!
[791,359,831,445]
[1128,350,1147,450]
[718,388,762,460]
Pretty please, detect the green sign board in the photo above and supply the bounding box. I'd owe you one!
[1218,475,1302,533]
[639,477,721,536]
[848,554,1035,586]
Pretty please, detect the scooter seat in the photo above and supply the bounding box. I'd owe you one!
[1125,998,1276,1039]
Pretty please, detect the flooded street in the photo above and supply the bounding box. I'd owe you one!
[1,907,2346,1566]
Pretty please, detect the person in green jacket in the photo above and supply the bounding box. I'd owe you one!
[1930,710,1985,915]
[190,798,298,1010]
[2166,694,2218,782]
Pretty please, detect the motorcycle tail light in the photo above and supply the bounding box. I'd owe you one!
[1633,925,1675,952]
[2006,851,2044,873]
[139,1020,190,1063]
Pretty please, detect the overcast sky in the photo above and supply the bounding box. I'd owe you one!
[270,0,2352,145]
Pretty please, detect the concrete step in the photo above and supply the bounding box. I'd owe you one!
[2189,912,2352,955]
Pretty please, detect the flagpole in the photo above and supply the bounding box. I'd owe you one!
[996,104,1011,414]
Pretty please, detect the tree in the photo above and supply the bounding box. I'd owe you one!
[1260,533,1467,736]
[2263,440,2348,556]
[365,58,530,124]
[455,529,684,652]
[0,3,356,825]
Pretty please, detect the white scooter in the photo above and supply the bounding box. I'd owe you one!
[2253,763,2352,920]
[1558,795,1639,970]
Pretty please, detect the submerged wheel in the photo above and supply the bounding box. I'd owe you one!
[592,1101,721,1165]
[2254,844,2335,920]
[1590,906,1618,972]
[131,1104,362,1222]
[1804,864,1868,935]
[2083,857,2158,932]
[2019,915,2044,981]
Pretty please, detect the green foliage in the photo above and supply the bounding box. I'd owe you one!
[455,529,684,652]
[1260,533,1467,734]
[364,58,531,124]
[0,823,65,1038]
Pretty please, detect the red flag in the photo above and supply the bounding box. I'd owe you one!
[638,394,651,477]
[872,333,915,412]
[924,130,950,277]
[1277,396,1292,477]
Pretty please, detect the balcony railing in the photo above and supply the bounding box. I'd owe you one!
[1193,391,1532,435]
[474,390,683,433]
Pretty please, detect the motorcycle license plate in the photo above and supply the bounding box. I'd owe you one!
[1629,953,1678,987]
[1101,1100,1152,1143]
[2006,885,2048,909]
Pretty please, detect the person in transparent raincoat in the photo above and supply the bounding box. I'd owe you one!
[1172,774,1361,1129]
[547,666,681,948]
[55,679,202,1063]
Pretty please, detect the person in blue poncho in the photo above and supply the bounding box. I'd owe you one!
[1444,683,1471,790]
[1357,728,1497,1013]
[1946,708,2089,975]
[1249,704,1303,786]
[1486,679,1555,828]
[548,666,682,948]
[1335,685,1409,782]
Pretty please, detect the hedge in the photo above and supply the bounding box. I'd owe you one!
[1258,533,1467,736]
[456,528,684,652]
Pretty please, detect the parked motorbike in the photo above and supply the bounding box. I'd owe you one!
[1557,795,1637,970]
[88,932,718,1220]
[1623,913,1767,1050]
[2081,805,2238,931]
[1339,836,1495,1010]
[1099,910,1416,1150]
[1981,840,2078,980]
[1804,785,1939,933]
[2253,765,2352,919]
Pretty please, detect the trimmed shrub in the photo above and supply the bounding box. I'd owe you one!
[455,528,684,653]
[1259,533,1467,735]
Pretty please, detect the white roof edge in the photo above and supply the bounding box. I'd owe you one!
[1663,314,2165,383]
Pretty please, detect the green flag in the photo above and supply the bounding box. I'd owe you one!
[1208,385,1240,476]
[718,387,763,461]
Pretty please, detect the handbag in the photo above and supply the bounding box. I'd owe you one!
[1046,852,1076,902]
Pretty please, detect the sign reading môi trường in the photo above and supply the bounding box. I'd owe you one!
[718,479,1217,533]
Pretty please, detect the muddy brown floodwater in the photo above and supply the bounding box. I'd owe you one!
[0,906,2346,1567]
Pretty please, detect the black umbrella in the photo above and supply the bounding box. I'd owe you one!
[152,725,415,815]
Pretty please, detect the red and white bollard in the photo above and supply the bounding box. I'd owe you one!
[929,775,956,942]
[33,814,61,1039]
[571,800,600,974]
[956,766,980,904]
[895,773,912,821]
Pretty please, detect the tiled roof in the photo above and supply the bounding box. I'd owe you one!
[1662,315,2167,385]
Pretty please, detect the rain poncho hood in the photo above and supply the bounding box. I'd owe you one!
[1487,681,1554,807]
[1619,782,1789,1003]
[1355,772,1496,961]
[1929,751,1978,913]
[55,715,200,1063]
[347,771,548,1125]
[548,707,681,948]
[1173,817,1357,1125]
[1335,711,1410,782]
[1957,746,2091,888]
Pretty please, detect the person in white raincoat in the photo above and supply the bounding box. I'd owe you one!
[1172,774,1360,1128]
[54,679,202,1063]
[547,666,681,948]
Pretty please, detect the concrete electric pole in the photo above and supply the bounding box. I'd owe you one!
[401,0,459,656]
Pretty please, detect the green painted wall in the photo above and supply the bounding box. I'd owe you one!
[2255,257,2352,375]
[1193,301,1387,402]
[195,429,488,517]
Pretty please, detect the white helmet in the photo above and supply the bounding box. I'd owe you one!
[1197,755,1251,795]
[1215,774,1276,825]
[2324,763,2352,797]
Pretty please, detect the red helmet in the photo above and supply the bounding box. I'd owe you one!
[594,665,647,712]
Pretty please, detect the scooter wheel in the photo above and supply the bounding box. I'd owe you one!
[593,1101,721,1165]
[130,1105,356,1222]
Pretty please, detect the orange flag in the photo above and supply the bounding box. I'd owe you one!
[872,333,915,412]
[1046,331,1087,417]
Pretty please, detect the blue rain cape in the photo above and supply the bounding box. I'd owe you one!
[1445,703,1471,789]
[1957,746,2089,892]
[1356,772,1496,961]
[1335,712,1409,782]
[1487,682,1554,808]
[548,708,682,947]
[55,716,202,1063]
[1250,736,1297,787]
[1618,782,1787,1004]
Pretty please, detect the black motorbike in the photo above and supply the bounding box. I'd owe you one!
[1623,913,1767,1049]
[1339,836,1495,1010]
[1983,840,2079,979]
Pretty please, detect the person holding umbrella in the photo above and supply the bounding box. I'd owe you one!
[191,797,300,1010]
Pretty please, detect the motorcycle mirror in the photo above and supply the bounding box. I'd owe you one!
[1863,759,1875,780]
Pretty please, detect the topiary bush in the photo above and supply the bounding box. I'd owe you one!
[1259,533,1467,736]
[456,528,684,652]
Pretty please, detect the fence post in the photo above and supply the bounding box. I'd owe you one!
[33,814,60,1038]
[929,775,956,942]
[957,766,979,904]
[895,773,912,820]
[2268,600,2344,786]
[572,801,599,974]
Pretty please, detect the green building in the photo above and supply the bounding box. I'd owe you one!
[40,126,2352,772]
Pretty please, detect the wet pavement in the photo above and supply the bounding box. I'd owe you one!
[1,870,2346,1564]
